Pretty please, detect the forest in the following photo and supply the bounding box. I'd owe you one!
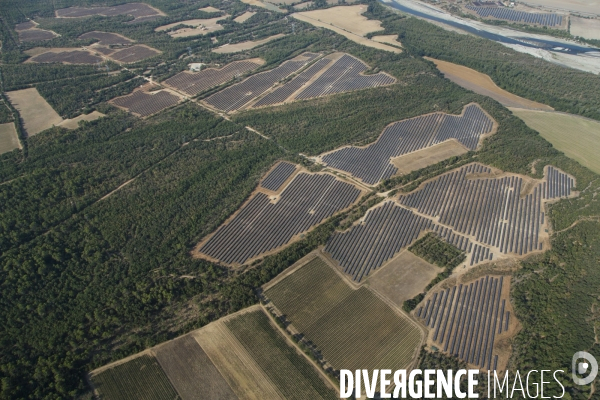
[0,0,600,398]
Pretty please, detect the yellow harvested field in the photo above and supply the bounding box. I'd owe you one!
[199,6,221,12]
[366,251,442,308]
[392,139,468,175]
[510,108,600,174]
[292,6,402,53]
[240,0,287,12]
[293,1,313,9]
[212,34,286,53]
[517,0,599,15]
[234,11,256,22]
[6,88,63,137]
[0,123,21,154]
[155,17,226,37]
[427,57,553,110]
[58,111,105,129]
[372,34,402,47]
[265,0,297,4]
[570,16,600,40]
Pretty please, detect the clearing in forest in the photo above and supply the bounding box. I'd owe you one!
[155,17,227,37]
[510,108,600,174]
[199,6,222,12]
[57,111,105,129]
[212,34,286,53]
[89,305,338,399]
[292,5,402,53]
[5,88,63,137]
[426,57,553,110]
[233,11,256,23]
[371,34,403,48]
[0,123,21,154]
[264,256,423,377]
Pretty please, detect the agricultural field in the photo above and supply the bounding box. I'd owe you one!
[371,34,403,48]
[365,251,442,308]
[5,88,63,136]
[415,275,516,371]
[90,354,179,400]
[512,0,599,14]
[195,165,362,266]
[155,17,227,37]
[252,53,396,108]
[292,5,402,53]
[510,109,600,174]
[111,88,183,117]
[212,34,286,53]
[90,306,337,399]
[204,52,320,112]
[325,163,576,281]
[570,16,600,40]
[233,11,256,23]
[240,0,287,12]
[55,3,165,22]
[79,31,134,45]
[318,104,494,185]
[0,123,21,155]
[164,59,264,96]
[27,48,103,65]
[427,58,553,110]
[264,256,423,376]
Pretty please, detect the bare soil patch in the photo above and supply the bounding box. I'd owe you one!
[518,0,599,15]
[6,88,63,137]
[199,6,222,12]
[55,3,165,20]
[366,251,442,308]
[372,34,402,47]
[292,6,402,53]
[293,1,313,9]
[212,34,286,53]
[571,16,600,40]
[426,57,553,110]
[79,31,133,45]
[156,17,226,37]
[240,0,287,13]
[234,11,256,23]
[391,139,469,175]
[0,123,21,155]
[58,111,105,129]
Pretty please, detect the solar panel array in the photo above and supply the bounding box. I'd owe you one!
[295,54,396,100]
[30,50,102,64]
[164,60,262,96]
[199,172,361,265]
[321,104,493,185]
[204,53,320,112]
[325,201,471,282]
[466,6,562,26]
[399,163,575,256]
[260,162,297,191]
[112,90,180,117]
[109,45,160,63]
[415,276,509,370]
[252,58,333,107]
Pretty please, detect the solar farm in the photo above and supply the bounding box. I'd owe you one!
[465,6,563,27]
[264,256,423,376]
[324,163,575,282]
[319,104,494,185]
[164,59,264,96]
[204,53,396,112]
[55,3,165,22]
[415,275,514,371]
[108,45,161,63]
[28,49,102,65]
[79,31,133,45]
[110,88,183,117]
[14,21,58,42]
[196,164,363,266]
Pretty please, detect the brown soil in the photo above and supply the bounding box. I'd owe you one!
[392,140,469,175]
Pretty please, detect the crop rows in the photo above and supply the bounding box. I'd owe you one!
[321,104,493,185]
[466,6,562,26]
[252,58,333,107]
[416,276,508,370]
[325,201,470,282]
[199,173,360,265]
[112,90,180,117]
[91,355,179,400]
[30,50,102,65]
[266,259,421,376]
[225,310,338,400]
[205,53,320,112]
[109,45,160,63]
[260,161,297,191]
[165,60,262,96]
[295,54,396,100]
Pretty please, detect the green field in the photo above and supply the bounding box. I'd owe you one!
[0,122,20,155]
[510,109,600,174]
[224,309,338,400]
[265,257,422,372]
[91,355,179,400]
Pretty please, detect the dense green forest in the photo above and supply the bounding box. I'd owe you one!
[0,0,599,398]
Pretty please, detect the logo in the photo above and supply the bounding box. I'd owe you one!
[572,351,598,386]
